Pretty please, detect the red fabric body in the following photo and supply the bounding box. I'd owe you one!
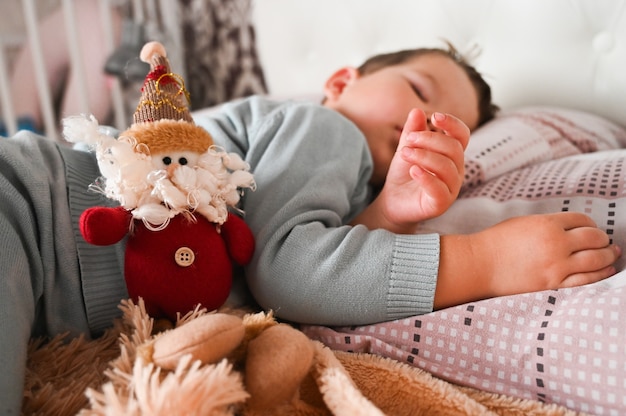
[124,213,254,320]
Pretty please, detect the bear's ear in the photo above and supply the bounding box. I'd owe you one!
[150,313,245,370]
[80,206,132,245]
[244,324,315,410]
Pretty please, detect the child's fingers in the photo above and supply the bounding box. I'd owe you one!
[397,109,467,190]
[404,108,428,132]
[560,264,617,288]
[402,132,465,176]
[566,226,611,252]
[401,146,460,189]
[569,244,620,273]
[547,211,621,287]
[408,167,457,212]
[430,112,471,150]
[548,211,598,229]
[397,108,428,151]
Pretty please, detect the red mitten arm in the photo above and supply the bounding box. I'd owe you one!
[80,206,133,246]
[221,213,255,265]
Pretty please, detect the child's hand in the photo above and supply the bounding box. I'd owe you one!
[393,108,469,216]
[351,108,469,233]
[435,212,622,309]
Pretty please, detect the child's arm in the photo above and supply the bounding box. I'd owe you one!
[435,212,621,308]
[351,108,469,233]
[352,109,621,301]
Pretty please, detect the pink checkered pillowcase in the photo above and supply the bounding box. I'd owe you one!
[463,106,626,189]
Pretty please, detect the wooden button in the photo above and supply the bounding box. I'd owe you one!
[175,247,195,267]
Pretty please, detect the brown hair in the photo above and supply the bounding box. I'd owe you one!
[357,42,499,127]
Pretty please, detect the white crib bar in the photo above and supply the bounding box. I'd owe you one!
[0,42,17,136]
[62,0,90,116]
[22,0,58,139]
[99,0,127,130]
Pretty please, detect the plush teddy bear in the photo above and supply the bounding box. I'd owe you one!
[143,308,317,413]
[80,300,323,414]
[63,41,256,321]
[80,300,390,415]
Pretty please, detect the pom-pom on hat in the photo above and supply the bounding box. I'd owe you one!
[133,41,193,124]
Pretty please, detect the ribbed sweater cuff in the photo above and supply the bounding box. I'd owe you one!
[59,146,128,336]
[387,233,439,320]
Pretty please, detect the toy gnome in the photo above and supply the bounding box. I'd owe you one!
[63,41,256,321]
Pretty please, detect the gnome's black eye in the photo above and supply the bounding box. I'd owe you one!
[162,156,172,165]
[179,157,188,166]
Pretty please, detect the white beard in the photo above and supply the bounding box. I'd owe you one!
[62,114,255,231]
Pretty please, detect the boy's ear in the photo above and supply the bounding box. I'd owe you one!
[323,66,359,102]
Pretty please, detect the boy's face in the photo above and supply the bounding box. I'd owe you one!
[323,54,479,187]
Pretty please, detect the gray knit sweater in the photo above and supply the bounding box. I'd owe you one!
[0,132,126,414]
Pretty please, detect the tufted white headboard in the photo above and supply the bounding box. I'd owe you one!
[252,0,626,127]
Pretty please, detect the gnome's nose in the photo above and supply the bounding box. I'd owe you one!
[166,163,180,177]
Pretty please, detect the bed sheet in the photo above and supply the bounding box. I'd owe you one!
[304,273,626,415]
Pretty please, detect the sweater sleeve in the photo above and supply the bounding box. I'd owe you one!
[194,97,440,326]
[0,133,126,415]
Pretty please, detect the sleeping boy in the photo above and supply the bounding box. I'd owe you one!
[0,43,620,414]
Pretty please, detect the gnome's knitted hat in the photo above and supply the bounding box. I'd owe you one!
[133,41,193,124]
[126,41,213,156]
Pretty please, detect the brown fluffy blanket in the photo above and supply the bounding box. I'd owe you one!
[22,300,581,415]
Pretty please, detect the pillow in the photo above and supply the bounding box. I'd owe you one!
[463,106,626,190]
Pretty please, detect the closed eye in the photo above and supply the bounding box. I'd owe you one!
[411,83,428,102]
